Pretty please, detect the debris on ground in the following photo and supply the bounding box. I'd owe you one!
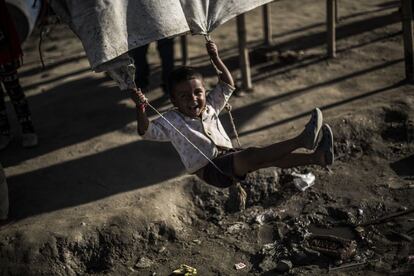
[135,256,154,269]
[292,172,316,191]
[234,262,246,270]
[172,264,197,275]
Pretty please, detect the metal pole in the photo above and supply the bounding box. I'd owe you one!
[237,14,252,91]
[327,0,336,58]
[401,0,414,82]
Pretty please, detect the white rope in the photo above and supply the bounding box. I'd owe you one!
[145,102,225,174]
[225,103,242,148]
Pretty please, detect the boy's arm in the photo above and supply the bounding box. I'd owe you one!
[130,88,149,135]
[206,41,234,87]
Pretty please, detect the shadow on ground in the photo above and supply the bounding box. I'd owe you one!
[7,140,183,220]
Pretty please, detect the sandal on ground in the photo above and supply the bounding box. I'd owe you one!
[303,108,323,150]
[317,124,334,167]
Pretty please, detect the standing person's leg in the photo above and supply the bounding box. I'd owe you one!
[0,63,37,147]
[157,38,174,94]
[0,82,11,150]
[131,44,150,90]
[0,163,8,221]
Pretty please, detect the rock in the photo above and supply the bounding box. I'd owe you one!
[259,255,277,272]
[258,224,275,245]
[240,168,279,207]
[276,260,293,272]
[255,210,281,225]
[274,222,288,240]
[135,256,153,269]
[192,239,202,245]
[227,222,247,234]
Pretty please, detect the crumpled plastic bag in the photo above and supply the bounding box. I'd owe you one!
[292,172,315,191]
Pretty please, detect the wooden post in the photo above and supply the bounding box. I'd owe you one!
[327,0,336,58]
[180,35,189,65]
[237,14,252,91]
[401,0,414,82]
[335,0,339,23]
[263,4,272,45]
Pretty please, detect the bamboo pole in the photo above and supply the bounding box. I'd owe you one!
[180,35,189,66]
[263,4,272,45]
[237,14,252,91]
[327,0,336,58]
[401,0,414,82]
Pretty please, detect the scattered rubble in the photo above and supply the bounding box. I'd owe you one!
[135,256,154,269]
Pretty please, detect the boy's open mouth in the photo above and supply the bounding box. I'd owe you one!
[189,103,200,111]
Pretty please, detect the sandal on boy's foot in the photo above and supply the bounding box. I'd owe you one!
[303,108,323,150]
[0,134,11,151]
[317,124,334,167]
[22,132,38,148]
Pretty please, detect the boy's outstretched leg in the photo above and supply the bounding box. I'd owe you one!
[233,123,333,177]
[232,108,323,176]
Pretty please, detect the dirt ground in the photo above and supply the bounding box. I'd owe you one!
[1,0,414,275]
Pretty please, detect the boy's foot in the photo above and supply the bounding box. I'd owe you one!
[316,124,334,167]
[0,134,11,150]
[22,132,38,148]
[302,108,323,150]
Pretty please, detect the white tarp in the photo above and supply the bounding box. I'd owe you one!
[50,0,273,88]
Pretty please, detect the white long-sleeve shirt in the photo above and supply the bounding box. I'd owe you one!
[143,81,235,173]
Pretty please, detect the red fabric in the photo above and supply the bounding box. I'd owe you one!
[0,0,23,65]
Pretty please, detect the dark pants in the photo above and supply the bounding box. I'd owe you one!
[130,38,174,93]
[0,62,34,135]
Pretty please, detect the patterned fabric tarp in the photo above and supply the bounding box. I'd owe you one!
[50,0,273,89]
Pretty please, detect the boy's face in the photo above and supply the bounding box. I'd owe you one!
[171,78,206,118]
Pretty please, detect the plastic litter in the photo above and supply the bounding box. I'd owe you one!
[172,264,197,275]
[234,262,246,270]
[292,172,316,191]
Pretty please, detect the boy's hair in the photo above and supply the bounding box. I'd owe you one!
[167,66,203,96]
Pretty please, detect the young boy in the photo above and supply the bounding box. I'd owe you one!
[130,41,334,188]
